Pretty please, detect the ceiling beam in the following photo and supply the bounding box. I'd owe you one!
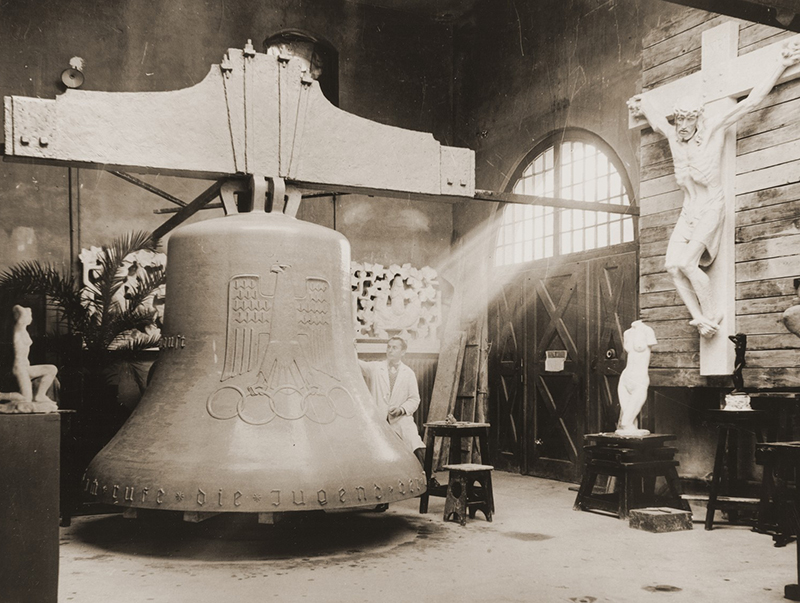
[665,0,800,31]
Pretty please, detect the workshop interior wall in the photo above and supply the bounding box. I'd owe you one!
[0,0,454,274]
[451,0,685,239]
[446,0,721,480]
[3,0,793,481]
[637,7,800,389]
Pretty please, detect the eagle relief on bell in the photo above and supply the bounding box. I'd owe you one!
[83,193,425,514]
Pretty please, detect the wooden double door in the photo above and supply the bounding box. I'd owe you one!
[489,244,637,482]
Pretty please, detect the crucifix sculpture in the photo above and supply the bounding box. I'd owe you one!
[628,22,800,375]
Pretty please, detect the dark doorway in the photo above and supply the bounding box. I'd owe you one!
[489,243,638,481]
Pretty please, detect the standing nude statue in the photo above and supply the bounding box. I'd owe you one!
[628,41,800,338]
[616,320,657,437]
[0,305,58,413]
[729,332,747,393]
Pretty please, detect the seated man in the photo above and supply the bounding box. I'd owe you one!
[359,336,426,466]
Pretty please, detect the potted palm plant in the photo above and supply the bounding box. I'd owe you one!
[0,230,165,444]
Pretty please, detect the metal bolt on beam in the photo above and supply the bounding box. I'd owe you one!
[220,53,233,76]
[19,136,29,145]
[39,137,49,147]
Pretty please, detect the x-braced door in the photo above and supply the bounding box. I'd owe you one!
[589,248,639,434]
[527,261,586,482]
[488,280,526,473]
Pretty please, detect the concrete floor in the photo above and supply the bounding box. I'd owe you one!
[60,471,796,603]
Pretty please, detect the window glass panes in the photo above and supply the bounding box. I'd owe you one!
[495,136,635,266]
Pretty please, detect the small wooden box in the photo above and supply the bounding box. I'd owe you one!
[629,507,693,533]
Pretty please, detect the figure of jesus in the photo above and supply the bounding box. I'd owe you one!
[628,41,800,338]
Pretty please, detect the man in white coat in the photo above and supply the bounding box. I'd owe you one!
[359,336,426,466]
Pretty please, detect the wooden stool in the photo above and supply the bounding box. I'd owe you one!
[701,409,772,531]
[419,421,491,514]
[755,442,800,601]
[573,433,690,520]
[442,463,494,525]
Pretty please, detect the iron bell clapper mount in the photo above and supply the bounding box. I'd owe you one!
[83,176,425,522]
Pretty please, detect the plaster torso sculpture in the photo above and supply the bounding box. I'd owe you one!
[616,320,657,437]
[628,41,800,339]
[0,305,58,413]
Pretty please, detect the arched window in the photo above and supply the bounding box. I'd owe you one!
[494,131,635,267]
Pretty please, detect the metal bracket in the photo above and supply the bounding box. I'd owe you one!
[284,187,302,217]
[251,174,268,212]
[219,180,241,215]
[267,177,285,213]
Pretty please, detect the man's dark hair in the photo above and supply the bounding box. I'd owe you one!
[388,336,408,352]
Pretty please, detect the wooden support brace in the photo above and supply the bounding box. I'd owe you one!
[151,179,227,241]
[183,511,221,523]
[258,512,282,525]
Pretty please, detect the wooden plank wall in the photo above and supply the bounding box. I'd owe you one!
[639,8,800,388]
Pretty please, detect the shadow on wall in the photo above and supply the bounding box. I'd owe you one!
[652,388,718,482]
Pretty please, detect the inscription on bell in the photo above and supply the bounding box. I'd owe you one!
[74,475,428,512]
[159,335,186,350]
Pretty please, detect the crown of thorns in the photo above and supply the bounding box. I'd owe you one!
[672,105,703,119]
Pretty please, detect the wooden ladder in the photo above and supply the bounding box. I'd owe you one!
[425,247,491,468]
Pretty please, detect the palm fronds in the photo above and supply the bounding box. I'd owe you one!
[0,231,163,359]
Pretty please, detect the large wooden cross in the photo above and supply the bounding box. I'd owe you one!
[630,22,800,376]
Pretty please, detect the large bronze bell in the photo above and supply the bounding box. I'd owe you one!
[83,185,425,514]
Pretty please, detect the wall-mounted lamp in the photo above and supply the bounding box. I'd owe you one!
[61,56,85,89]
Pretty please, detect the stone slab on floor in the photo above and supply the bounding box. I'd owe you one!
[629,507,693,533]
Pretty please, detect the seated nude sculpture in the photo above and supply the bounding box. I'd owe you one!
[616,320,657,437]
[628,41,800,338]
[0,305,58,413]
